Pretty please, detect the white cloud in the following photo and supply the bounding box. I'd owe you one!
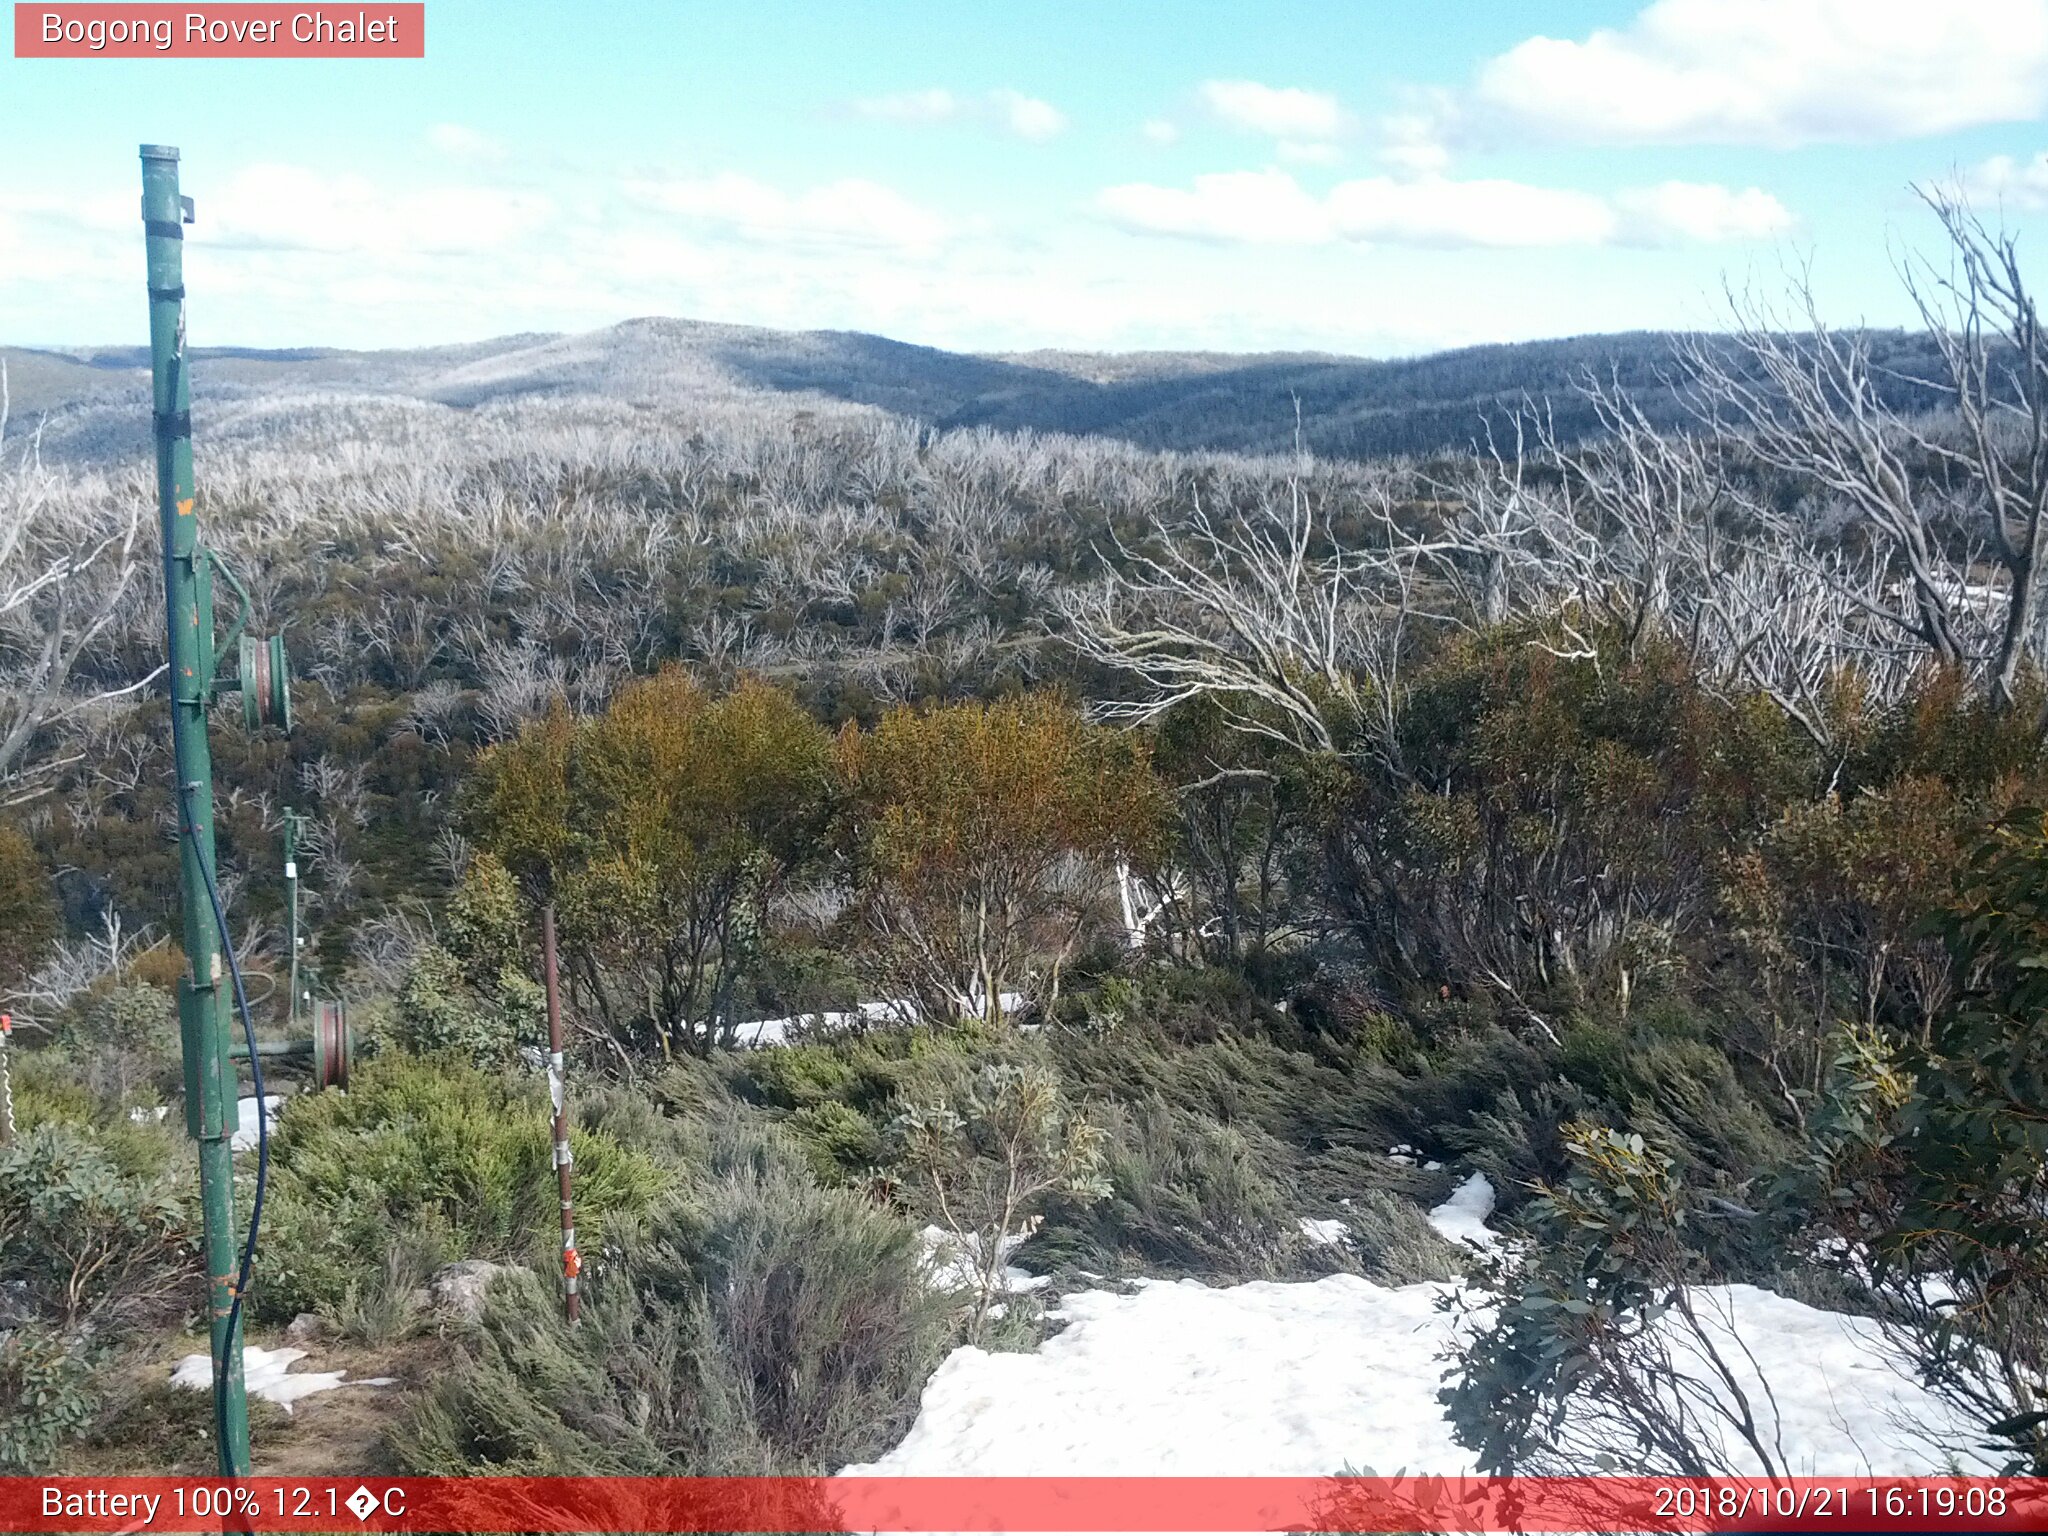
[1200,80,1348,141]
[625,173,952,251]
[1141,118,1180,146]
[0,188,134,236]
[1613,181,1797,242]
[990,89,1067,141]
[1329,177,1617,248]
[427,123,504,161]
[1376,103,1455,175]
[850,87,962,124]
[199,164,551,255]
[1097,170,1334,245]
[849,87,1065,140]
[1473,0,2048,146]
[1965,151,2048,209]
[1277,141,1343,166]
[1096,168,1792,249]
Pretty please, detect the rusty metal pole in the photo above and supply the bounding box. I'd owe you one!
[541,905,580,1322]
[0,1013,15,1146]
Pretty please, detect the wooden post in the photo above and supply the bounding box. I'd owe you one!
[542,906,579,1322]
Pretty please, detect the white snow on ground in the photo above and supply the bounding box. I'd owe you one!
[731,993,1029,1047]
[845,1274,1463,1477]
[1426,1172,1499,1252]
[920,1225,1051,1297]
[844,1271,1981,1478]
[230,1094,284,1152]
[1297,1217,1349,1247]
[170,1345,392,1414]
[849,1176,1987,1480]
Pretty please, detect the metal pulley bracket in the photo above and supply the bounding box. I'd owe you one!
[197,548,293,732]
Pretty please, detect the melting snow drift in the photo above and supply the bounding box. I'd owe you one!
[844,1272,1978,1477]
[848,1176,1983,1478]
[1425,1172,1499,1252]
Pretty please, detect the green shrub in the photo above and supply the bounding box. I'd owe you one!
[889,1061,1108,1336]
[1338,1188,1464,1286]
[723,1031,939,1117]
[10,1049,184,1182]
[253,1053,666,1320]
[0,1323,97,1473]
[397,1127,950,1475]
[391,855,548,1067]
[333,1230,444,1345]
[0,823,58,990]
[731,1043,861,1109]
[1558,1011,1789,1181]
[1056,1024,1346,1146]
[1033,1096,1300,1279]
[1441,1122,1784,1477]
[0,1121,193,1333]
[394,944,535,1066]
[785,1100,882,1185]
[58,985,178,1105]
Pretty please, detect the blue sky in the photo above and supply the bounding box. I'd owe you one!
[6,0,2048,355]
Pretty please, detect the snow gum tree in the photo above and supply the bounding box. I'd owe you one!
[1799,809,2048,1474]
[468,670,837,1059]
[837,695,1166,1028]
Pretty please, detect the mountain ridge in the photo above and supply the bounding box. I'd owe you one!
[0,316,1945,467]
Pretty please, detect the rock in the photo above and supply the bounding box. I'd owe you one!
[429,1259,520,1321]
[283,1311,329,1346]
[0,1279,33,1330]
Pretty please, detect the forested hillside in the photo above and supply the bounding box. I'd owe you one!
[2,321,1953,469]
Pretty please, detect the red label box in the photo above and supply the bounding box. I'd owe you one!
[14,3,424,57]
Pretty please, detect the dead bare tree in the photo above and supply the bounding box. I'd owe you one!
[1059,474,1385,759]
[1900,187,2048,712]
[0,362,159,798]
[1683,190,2048,720]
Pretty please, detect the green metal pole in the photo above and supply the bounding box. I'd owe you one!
[142,143,251,1478]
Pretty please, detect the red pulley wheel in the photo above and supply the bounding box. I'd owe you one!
[311,998,351,1091]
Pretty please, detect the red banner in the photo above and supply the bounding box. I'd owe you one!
[12,5,424,58]
[4,1476,2048,1534]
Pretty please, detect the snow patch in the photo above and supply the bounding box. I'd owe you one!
[1297,1217,1349,1247]
[230,1095,284,1153]
[732,993,1029,1048]
[170,1345,393,1413]
[842,1272,1982,1477]
[1427,1173,1498,1252]
[920,1225,1050,1297]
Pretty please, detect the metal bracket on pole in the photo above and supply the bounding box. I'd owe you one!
[179,978,239,1141]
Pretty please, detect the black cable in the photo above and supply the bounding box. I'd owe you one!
[177,776,268,1477]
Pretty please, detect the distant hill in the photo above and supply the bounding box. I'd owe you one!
[0,318,1952,469]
